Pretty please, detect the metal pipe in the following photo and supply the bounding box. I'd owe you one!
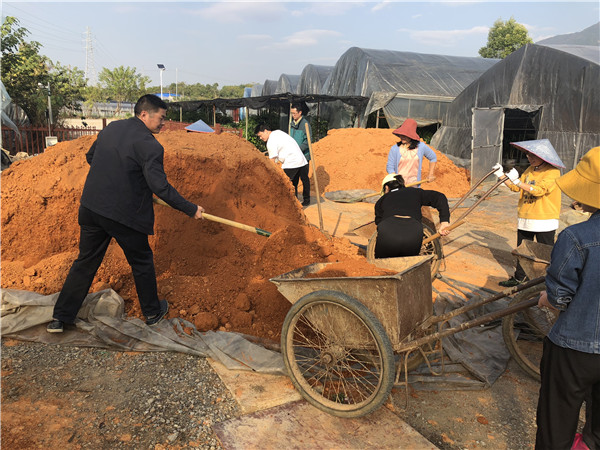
[417,276,545,330]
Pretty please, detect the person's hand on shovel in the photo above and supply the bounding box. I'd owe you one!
[438,221,451,236]
[193,205,205,220]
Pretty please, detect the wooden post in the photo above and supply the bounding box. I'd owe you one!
[245,106,249,141]
[305,123,324,232]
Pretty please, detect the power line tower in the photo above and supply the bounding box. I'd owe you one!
[84,27,97,86]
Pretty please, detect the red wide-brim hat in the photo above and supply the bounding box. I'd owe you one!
[392,118,420,140]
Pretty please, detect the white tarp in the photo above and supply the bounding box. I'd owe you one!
[1,288,286,375]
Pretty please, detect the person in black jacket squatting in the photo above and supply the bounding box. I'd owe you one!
[374,173,451,259]
[47,95,204,333]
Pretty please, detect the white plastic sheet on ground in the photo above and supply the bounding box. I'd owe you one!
[0,288,286,375]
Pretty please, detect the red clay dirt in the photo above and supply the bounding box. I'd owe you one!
[1,131,373,340]
[312,128,470,198]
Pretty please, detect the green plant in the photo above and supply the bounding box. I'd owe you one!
[309,116,329,142]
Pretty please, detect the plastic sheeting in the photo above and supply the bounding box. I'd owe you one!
[0,288,286,375]
[297,65,333,95]
[275,74,300,95]
[261,79,278,96]
[431,44,600,170]
[321,47,499,128]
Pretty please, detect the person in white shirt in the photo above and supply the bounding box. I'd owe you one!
[255,123,309,206]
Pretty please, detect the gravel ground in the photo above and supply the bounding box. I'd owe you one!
[1,339,240,449]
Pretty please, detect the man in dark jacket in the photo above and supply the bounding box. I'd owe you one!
[289,103,311,206]
[47,95,203,332]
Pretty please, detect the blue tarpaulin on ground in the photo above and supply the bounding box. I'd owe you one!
[185,119,214,133]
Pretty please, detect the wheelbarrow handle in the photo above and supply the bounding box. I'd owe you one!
[153,197,271,237]
[450,167,499,214]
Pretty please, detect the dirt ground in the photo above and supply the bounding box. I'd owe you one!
[2,128,567,448]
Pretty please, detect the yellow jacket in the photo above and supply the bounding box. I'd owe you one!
[508,165,561,220]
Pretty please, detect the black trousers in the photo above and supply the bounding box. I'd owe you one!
[294,162,311,201]
[515,229,555,280]
[284,164,310,200]
[52,206,161,323]
[375,217,423,259]
[536,338,600,450]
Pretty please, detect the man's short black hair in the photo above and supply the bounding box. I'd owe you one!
[254,123,271,134]
[291,102,304,113]
[135,94,168,116]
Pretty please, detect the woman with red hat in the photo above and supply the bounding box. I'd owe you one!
[385,118,437,187]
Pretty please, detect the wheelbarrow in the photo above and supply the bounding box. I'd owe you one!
[270,254,549,418]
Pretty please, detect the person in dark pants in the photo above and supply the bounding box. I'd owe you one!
[47,95,204,333]
[289,102,312,206]
[374,173,450,259]
[535,147,600,450]
[254,123,308,205]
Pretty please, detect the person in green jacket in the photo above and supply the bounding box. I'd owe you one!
[289,102,311,206]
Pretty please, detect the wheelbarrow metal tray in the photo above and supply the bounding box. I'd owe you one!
[512,240,552,280]
[270,255,433,349]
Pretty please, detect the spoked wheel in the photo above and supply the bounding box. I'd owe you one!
[281,290,395,418]
[366,220,443,279]
[502,284,558,381]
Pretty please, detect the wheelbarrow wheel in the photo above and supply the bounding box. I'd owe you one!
[281,290,395,418]
[366,221,443,279]
[502,284,557,381]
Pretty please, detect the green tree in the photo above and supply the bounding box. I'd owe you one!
[1,16,86,126]
[97,66,150,114]
[479,17,533,59]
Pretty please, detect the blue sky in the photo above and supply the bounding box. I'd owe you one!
[3,1,598,89]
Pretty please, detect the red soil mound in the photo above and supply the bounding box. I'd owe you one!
[1,130,385,340]
[312,128,471,198]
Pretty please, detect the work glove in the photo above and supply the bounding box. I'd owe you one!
[506,168,521,185]
[492,163,504,179]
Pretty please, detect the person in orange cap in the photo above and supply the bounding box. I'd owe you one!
[385,118,437,187]
[534,146,599,450]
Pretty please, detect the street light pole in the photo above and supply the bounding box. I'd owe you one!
[38,82,52,134]
[157,64,165,99]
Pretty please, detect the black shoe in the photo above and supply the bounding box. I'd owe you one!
[302,200,311,206]
[146,299,169,326]
[498,276,527,288]
[47,319,64,333]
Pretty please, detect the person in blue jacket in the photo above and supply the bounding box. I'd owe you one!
[535,147,600,450]
[47,95,204,333]
[386,118,437,187]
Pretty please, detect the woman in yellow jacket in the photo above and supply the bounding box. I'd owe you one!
[496,139,565,287]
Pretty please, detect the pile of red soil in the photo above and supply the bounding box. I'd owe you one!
[312,128,471,198]
[1,130,388,340]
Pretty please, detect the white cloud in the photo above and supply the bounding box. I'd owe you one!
[264,29,343,51]
[300,2,362,17]
[371,1,391,12]
[398,26,489,47]
[187,2,287,23]
[238,34,272,41]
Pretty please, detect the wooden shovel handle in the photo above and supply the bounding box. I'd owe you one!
[153,197,271,237]
[422,219,466,245]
